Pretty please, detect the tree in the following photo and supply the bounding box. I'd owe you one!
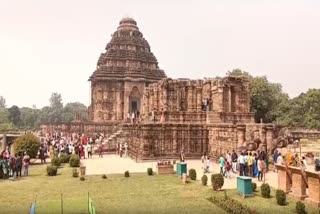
[20,107,40,130]
[48,93,63,123]
[13,134,40,158]
[0,96,6,108]
[50,93,63,109]
[0,108,9,124]
[62,102,88,123]
[227,69,289,123]
[8,105,21,126]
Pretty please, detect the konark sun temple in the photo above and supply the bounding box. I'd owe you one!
[41,18,293,161]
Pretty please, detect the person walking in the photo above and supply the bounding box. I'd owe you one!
[98,143,103,158]
[23,152,30,176]
[238,152,245,176]
[224,158,231,179]
[257,157,265,182]
[87,144,92,159]
[247,152,254,177]
[231,150,238,174]
[15,154,22,178]
[219,154,225,175]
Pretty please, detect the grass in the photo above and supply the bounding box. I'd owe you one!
[0,164,319,214]
[0,164,225,214]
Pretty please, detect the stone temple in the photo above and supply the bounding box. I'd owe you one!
[41,18,294,161]
[88,18,166,122]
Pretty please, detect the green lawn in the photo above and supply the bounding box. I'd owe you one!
[0,164,318,214]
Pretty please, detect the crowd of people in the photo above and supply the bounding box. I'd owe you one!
[0,148,30,180]
[202,150,269,182]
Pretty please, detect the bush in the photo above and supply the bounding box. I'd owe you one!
[189,169,197,181]
[72,168,79,178]
[51,157,62,167]
[147,168,153,176]
[102,174,107,179]
[276,190,286,206]
[208,197,255,214]
[296,201,307,214]
[13,134,40,159]
[261,183,271,198]
[47,165,58,176]
[124,171,130,177]
[201,175,208,186]
[69,154,80,167]
[252,182,257,192]
[60,153,70,163]
[80,176,85,181]
[211,174,224,191]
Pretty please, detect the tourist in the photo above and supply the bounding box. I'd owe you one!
[276,153,284,165]
[247,152,254,177]
[15,154,22,178]
[244,152,248,176]
[253,153,259,177]
[219,154,225,175]
[273,149,279,170]
[257,157,263,182]
[224,158,231,179]
[8,155,16,179]
[206,156,211,173]
[124,142,128,158]
[302,156,307,167]
[98,143,103,158]
[23,152,30,176]
[231,150,238,173]
[39,146,46,164]
[202,153,208,173]
[87,143,92,159]
[238,152,245,176]
[119,143,123,157]
[0,157,8,179]
[180,151,185,162]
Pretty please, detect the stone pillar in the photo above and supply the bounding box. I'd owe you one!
[1,134,7,151]
[236,125,246,151]
[228,86,232,112]
[305,171,320,208]
[275,164,292,193]
[289,166,308,200]
[266,126,274,153]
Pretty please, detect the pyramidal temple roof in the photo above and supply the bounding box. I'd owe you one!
[89,18,166,82]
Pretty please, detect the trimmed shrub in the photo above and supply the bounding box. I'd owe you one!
[13,134,40,158]
[211,174,224,191]
[189,169,197,181]
[252,182,257,192]
[296,201,307,214]
[261,183,271,198]
[51,157,62,167]
[69,154,80,167]
[102,174,107,179]
[60,153,70,163]
[47,165,58,176]
[201,175,208,186]
[72,168,79,178]
[276,190,286,206]
[80,176,85,181]
[124,171,130,177]
[208,197,255,214]
[147,168,153,176]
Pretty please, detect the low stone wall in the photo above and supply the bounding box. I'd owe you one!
[276,165,320,208]
[123,123,208,161]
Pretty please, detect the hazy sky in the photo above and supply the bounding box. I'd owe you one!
[1,0,319,108]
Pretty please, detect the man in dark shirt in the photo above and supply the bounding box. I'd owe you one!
[231,150,238,173]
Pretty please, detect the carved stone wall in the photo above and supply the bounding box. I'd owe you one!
[123,123,208,161]
[142,76,254,124]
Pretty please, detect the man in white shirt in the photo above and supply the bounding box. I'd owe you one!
[238,153,245,176]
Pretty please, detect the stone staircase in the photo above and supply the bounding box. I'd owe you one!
[94,126,124,154]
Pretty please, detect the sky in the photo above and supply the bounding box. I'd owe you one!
[0,0,320,108]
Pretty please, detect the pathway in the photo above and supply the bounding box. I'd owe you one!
[82,155,279,189]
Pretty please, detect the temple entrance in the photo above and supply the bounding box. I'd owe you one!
[129,98,140,113]
[129,86,141,113]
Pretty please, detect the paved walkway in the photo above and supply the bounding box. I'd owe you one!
[82,155,279,189]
